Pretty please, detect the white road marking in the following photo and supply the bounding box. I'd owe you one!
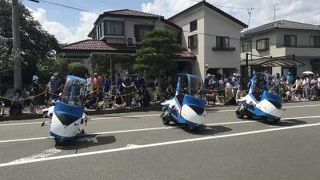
[90,114,160,121]
[214,104,320,113]
[1,114,320,144]
[0,121,252,143]
[6,148,62,165]
[2,119,320,167]
[0,136,51,143]
[284,104,320,109]
[0,114,161,127]
[0,121,43,127]
[1,104,319,127]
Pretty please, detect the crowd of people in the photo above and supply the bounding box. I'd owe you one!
[203,71,320,105]
[204,73,241,105]
[84,73,152,109]
[3,70,320,117]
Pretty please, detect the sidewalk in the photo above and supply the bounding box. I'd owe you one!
[0,104,163,122]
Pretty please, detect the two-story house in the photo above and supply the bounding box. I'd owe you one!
[241,20,320,77]
[169,1,247,78]
[62,1,247,79]
[62,9,191,73]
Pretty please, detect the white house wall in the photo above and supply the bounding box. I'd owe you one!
[170,5,243,78]
[241,28,320,75]
[169,6,206,78]
[241,31,279,60]
[204,6,243,74]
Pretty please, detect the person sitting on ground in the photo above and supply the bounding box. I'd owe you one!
[317,74,320,99]
[0,100,5,115]
[84,91,98,109]
[165,84,175,99]
[9,90,23,116]
[113,92,124,108]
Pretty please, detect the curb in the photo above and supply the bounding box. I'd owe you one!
[0,105,163,122]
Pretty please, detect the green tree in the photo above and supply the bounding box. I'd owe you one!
[0,0,60,84]
[68,62,88,79]
[134,29,181,79]
[90,54,134,77]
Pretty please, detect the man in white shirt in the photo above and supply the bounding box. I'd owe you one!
[302,76,310,101]
[317,75,320,99]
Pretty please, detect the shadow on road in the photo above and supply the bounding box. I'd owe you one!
[55,135,116,151]
[182,125,232,135]
[271,119,307,127]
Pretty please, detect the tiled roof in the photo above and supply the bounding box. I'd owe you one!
[94,9,162,26]
[243,20,320,35]
[61,40,194,59]
[103,9,161,18]
[89,9,181,37]
[61,40,136,53]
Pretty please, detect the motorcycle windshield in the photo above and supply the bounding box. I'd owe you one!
[60,75,86,106]
[176,74,204,100]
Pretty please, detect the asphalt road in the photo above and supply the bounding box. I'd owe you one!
[1,101,320,180]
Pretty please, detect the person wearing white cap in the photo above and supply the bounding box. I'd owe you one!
[31,75,40,109]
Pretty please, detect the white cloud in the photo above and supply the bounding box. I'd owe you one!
[29,8,98,44]
[141,0,320,28]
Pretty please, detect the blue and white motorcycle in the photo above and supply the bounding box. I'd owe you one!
[160,74,206,130]
[43,75,89,144]
[236,73,282,123]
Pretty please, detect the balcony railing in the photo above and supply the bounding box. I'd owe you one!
[276,44,320,48]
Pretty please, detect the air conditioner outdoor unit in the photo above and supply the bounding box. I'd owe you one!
[126,37,136,47]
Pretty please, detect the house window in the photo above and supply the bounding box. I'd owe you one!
[96,26,100,39]
[134,25,154,42]
[103,20,124,36]
[284,35,297,47]
[96,23,103,39]
[188,34,198,49]
[190,20,197,32]
[216,36,230,48]
[310,36,320,47]
[256,38,269,51]
[242,41,251,52]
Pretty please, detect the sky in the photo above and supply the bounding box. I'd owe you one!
[22,0,320,44]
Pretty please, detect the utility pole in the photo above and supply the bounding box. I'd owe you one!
[246,53,249,82]
[247,8,254,30]
[12,0,22,90]
[273,3,279,22]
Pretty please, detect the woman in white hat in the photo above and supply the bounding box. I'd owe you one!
[31,75,40,113]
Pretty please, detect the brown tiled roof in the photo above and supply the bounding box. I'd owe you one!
[62,39,136,53]
[89,9,181,37]
[94,9,162,25]
[104,9,161,18]
[62,40,194,60]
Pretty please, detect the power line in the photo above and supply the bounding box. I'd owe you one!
[36,0,99,14]
[188,0,256,10]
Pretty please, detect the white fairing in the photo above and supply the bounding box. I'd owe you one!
[181,105,204,125]
[245,95,281,118]
[256,99,281,118]
[47,106,54,117]
[50,112,83,138]
[162,99,181,113]
[245,94,258,106]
